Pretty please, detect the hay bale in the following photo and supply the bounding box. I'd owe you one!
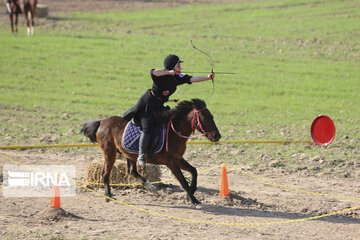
[36,4,48,18]
[86,161,162,188]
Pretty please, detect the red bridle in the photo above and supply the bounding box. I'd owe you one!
[166,107,209,151]
[191,107,208,134]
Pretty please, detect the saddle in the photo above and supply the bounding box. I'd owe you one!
[121,120,166,154]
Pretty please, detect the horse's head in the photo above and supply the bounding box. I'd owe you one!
[189,99,221,142]
[168,99,221,142]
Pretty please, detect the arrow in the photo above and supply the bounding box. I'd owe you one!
[183,71,238,75]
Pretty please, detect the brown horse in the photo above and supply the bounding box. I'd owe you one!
[9,0,37,35]
[80,99,221,205]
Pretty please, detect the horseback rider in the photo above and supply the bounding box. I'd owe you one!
[123,54,215,166]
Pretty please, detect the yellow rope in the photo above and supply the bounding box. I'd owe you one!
[0,140,312,150]
[0,143,98,149]
[188,140,313,145]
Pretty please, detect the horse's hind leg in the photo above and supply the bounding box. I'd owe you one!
[167,161,200,205]
[29,12,34,35]
[24,9,31,35]
[9,14,14,32]
[178,158,198,195]
[101,144,117,201]
[127,159,157,193]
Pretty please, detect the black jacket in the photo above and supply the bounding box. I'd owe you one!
[123,70,192,121]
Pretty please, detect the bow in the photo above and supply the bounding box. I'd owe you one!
[190,40,215,101]
[176,40,215,101]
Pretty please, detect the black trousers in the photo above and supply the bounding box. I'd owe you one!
[123,90,166,155]
[138,111,155,135]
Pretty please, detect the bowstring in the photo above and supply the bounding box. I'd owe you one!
[172,41,191,102]
[177,41,192,66]
[190,40,215,101]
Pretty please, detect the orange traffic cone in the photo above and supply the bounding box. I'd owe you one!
[50,179,61,209]
[219,164,230,197]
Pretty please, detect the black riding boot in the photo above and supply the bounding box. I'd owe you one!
[137,132,152,166]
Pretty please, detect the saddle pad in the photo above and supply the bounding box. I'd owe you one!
[121,121,166,154]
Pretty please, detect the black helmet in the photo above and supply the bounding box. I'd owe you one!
[164,54,183,70]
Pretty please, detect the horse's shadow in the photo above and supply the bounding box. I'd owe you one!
[46,16,78,21]
[142,185,360,225]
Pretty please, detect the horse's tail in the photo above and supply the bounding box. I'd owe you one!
[80,120,100,143]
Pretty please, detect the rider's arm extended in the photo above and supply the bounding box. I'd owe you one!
[152,69,176,76]
[190,73,215,83]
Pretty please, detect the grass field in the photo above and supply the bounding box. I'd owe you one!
[0,0,359,174]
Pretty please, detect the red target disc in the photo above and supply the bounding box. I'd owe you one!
[311,115,336,146]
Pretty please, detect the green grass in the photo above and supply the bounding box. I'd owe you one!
[0,0,359,174]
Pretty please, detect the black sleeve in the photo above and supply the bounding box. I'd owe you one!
[150,69,160,85]
[176,73,192,85]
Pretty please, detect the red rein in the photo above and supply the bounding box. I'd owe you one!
[166,107,208,152]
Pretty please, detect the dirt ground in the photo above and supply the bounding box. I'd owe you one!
[1,147,360,240]
[1,1,360,239]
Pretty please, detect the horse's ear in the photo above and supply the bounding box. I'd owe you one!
[191,99,206,109]
[191,99,198,109]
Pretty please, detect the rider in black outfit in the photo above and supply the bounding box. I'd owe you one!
[123,54,215,166]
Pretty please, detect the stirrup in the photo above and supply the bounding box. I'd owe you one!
[137,154,146,166]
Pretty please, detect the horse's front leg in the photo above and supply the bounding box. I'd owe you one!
[15,14,18,32]
[178,158,198,195]
[167,160,200,205]
[127,158,158,193]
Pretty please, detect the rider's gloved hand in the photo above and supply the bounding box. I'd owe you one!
[208,72,215,80]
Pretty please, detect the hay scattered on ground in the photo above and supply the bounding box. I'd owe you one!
[86,161,162,188]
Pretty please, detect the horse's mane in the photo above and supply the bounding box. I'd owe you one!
[170,99,206,120]
[154,99,206,122]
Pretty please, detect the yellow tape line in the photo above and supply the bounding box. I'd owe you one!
[0,140,313,150]
[1,153,359,226]
[0,143,98,149]
[188,140,313,144]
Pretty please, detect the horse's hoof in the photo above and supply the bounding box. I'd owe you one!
[195,203,204,209]
[144,180,159,194]
[190,201,203,209]
[105,195,116,202]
